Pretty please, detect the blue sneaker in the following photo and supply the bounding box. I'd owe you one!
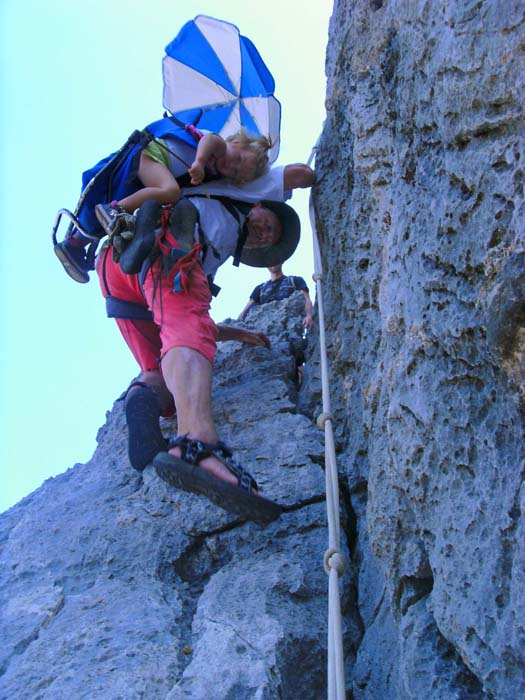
[95,202,135,238]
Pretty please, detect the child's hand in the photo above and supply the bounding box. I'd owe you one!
[189,161,205,185]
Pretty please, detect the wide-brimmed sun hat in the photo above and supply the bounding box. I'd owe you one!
[240,200,301,268]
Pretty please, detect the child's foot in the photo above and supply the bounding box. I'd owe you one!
[54,240,90,283]
[95,202,135,238]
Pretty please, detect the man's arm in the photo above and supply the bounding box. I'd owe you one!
[184,163,315,203]
[283,164,315,191]
[217,324,270,349]
[302,289,313,329]
[238,299,256,321]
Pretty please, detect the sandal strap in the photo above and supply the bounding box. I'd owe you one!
[124,380,150,395]
[168,435,258,492]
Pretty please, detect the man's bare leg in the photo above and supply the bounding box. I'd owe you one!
[161,346,249,488]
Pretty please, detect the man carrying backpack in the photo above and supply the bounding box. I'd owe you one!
[98,163,313,524]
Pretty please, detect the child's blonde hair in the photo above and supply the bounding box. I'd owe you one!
[226,128,271,180]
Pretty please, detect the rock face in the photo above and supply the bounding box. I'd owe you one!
[307,0,525,698]
[0,295,346,700]
[2,3,524,698]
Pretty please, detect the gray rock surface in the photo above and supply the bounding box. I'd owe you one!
[0,294,353,700]
[311,0,525,698]
[3,2,525,698]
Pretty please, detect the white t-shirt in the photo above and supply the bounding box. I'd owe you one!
[184,165,287,203]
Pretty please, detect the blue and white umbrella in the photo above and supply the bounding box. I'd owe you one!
[162,15,281,163]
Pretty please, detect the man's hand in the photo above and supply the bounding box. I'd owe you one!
[302,290,313,330]
[239,330,271,349]
[283,164,315,191]
[217,325,271,349]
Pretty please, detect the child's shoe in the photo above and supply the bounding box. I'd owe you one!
[95,201,136,238]
[54,239,90,283]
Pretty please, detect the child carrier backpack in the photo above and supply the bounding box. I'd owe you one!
[52,15,282,281]
[51,115,203,268]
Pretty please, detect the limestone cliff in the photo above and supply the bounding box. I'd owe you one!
[2,2,524,699]
[305,0,524,698]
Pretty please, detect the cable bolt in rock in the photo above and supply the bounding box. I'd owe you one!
[324,547,346,577]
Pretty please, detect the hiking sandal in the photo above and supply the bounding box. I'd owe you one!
[153,435,282,524]
[124,382,168,471]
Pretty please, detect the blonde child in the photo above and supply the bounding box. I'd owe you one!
[95,129,271,238]
[56,128,271,282]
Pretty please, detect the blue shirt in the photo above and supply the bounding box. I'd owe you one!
[250,275,308,305]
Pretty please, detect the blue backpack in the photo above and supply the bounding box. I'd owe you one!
[52,114,203,255]
[76,115,203,239]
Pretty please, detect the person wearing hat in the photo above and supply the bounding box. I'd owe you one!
[96,163,312,524]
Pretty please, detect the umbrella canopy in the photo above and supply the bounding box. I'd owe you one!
[162,15,281,163]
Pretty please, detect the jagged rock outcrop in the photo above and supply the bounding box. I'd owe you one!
[306,0,525,698]
[0,295,348,700]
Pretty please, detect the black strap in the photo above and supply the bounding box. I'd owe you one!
[84,239,99,272]
[169,435,258,491]
[165,110,203,129]
[100,246,153,319]
[106,295,154,321]
[138,249,160,288]
[165,113,186,129]
[232,224,249,268]
[207,275,221,297]
[101,245,111,296]
[188,194,251,268]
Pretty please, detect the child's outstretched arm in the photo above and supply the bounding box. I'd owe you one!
[189,133,226,185]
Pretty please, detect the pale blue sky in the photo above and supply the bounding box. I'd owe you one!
[0,0,330,512]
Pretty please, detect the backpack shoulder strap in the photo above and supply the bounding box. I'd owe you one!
[188,195,251,267]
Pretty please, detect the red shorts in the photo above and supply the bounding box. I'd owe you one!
[97,246,218,369]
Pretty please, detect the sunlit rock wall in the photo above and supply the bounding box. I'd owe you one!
[310,0,525,697]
